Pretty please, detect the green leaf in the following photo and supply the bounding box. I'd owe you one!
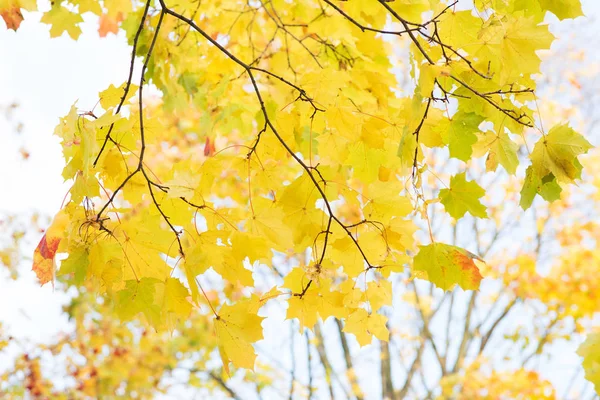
[413,243,484,291]
[520,168,563,209]
[439,172,487,219]
[57,244,89,285]
[520,166,540,210]
[116,278,162,324]
[539,173,562,201]
[446,112,483,161]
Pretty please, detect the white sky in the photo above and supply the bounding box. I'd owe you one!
[1,1,599,398]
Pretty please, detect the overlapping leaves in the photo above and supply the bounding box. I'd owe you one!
[11,0,590,378]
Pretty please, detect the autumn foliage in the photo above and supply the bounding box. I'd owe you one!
[1,0,599,398]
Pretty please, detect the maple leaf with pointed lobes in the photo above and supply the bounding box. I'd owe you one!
[72,0,102,14]
[32,210,69,286]
[530,123,592,184]
[498,16,554,75]
[283,267,321,330]
[98,83,138,110]
[346,141,385,182]
[413,243,484,291]
[439,172,487,220]
[286,292,321,331]
[163,277,193,319]
[474,130,520,174]
[363,181,412,222]
[342,309,389,347]
[366,280,392,311]
[215,300,265,375]
[40,4,83,40]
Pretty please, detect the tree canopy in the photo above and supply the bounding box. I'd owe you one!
[1,0,599,398]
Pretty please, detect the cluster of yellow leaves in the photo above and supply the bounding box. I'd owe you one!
[283,266,392,346]
[6,0,589,378]
[498,247,600,327]
[440,361,556,399]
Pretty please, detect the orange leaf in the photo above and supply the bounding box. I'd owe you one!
[204,136,215,157]
[98,12,122,37]
[32,211,69,286]
[1,7,24,30]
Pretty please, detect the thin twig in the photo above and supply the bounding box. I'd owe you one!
[94,0,152,167]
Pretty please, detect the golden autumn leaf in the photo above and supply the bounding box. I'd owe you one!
[342,309,389,347]
[214,300,265,374]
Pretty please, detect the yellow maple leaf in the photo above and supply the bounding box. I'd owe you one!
[342,309,389,347]
[366,280,392,312]
[502,17,554,70]
[163,277,192,319]
[99,83,138,110]
[345,141,385,182]
[364,181,413,222]
[331,235,366,278]
[286,292,322,331]
[215,301,264,374]
[530,123,592,183]
[247,198,294,251]
[40,5,83,40]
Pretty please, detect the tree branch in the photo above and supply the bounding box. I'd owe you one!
[94,0,151,167]
[209,371,242,400]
